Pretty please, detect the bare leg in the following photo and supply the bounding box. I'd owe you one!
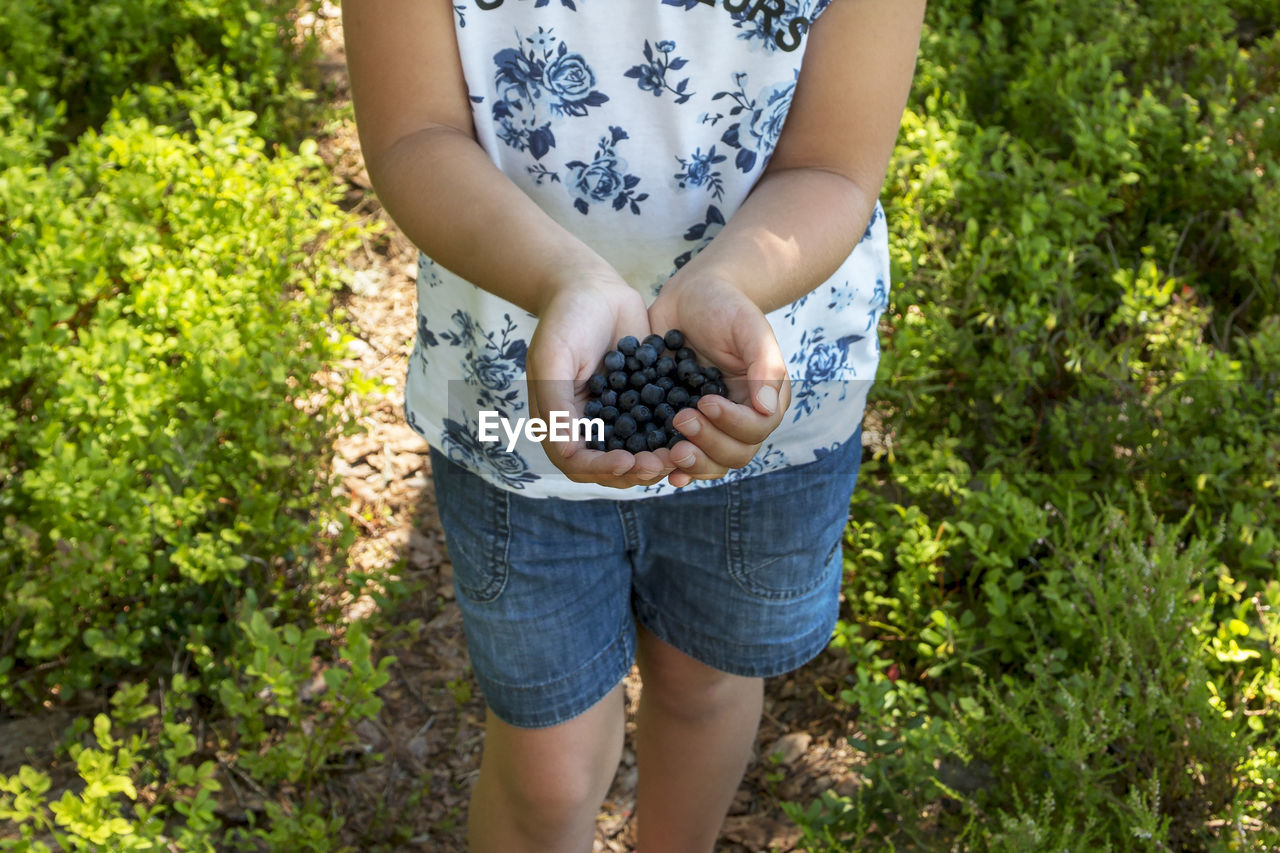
[468,683,627,853]
[633,626,764,853]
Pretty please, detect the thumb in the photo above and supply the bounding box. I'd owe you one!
[528,347,583,460]
[735,313,786,417]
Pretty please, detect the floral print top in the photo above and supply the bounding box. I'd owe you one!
[405,0,892,499]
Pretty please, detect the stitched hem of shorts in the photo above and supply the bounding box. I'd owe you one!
[631,590,836,680]
[474,619,635,730]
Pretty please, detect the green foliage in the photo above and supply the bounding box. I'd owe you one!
[214,602,392,792]
[0,107,364,707]
[0,611,392,851]
[0,0,400,847]
[794,0,1280,848]
[0,0,325,146]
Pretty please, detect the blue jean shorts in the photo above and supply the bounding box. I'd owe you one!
[428,426,864,729]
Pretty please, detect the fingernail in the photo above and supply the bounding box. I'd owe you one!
[757,385,777,414]
[674,451,695,467]
[613,458,632,476]
[674,413,700,436]
[700,398,721,418]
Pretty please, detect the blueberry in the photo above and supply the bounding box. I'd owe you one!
[643,334,667,353]
[646,429,667,451]
[600,389,618,407]
[676,347,695,362]
[631,404,652,424]
[603,350,626,372]
[640,383,665,406]
[688,395,701,409]
[663,329,685,350]
[654,402,675,427]
[606,435,626,451]
[676,358,699,380]
[625,433,647,454]
[584,399,603,418]
[618,336,639,355]
[656,376,675,392]
[703,365,722,382]
[644,366,658,382]
[655,355,675,377]
[587,373,607,395]
[619,389,640,410]
[700,382,722,398]
[625,355,642,373]
[666,431,684,449]
[600,405,619,423]
[666,386,690,408]
[635,344,658,367]
[710,381,728,397]
[629,371,649,389]
[614,414,637,438]
[684,371,705,390]
[608,371,628,391]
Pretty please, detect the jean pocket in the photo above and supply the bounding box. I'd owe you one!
[725,474,849,602]
[430,449,511,603]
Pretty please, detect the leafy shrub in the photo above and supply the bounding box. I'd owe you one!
[0,106,365,707]
[0,0,325,146]
[0,0,396,847]
[0,609,392,851]
[794,0,1280,848]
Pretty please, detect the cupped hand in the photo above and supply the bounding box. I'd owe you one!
[647,275,792,488]
[526,269,677,489]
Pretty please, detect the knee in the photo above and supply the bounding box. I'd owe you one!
[497,759,602,823]
[476,700,625,842]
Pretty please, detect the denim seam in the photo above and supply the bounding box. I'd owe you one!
[615,501,640,552]
[494,486,511,598]
[725,480,741,574]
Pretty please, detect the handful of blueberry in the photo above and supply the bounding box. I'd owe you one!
[582,329,728,454]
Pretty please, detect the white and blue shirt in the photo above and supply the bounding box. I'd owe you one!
[405,0,891,499]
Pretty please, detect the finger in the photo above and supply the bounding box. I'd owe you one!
[667,469,693,488]
[732,316,788,417]
[558,447,675,489]
[668,438,731,481]
[690,393,781,446]
[670,409,757,471]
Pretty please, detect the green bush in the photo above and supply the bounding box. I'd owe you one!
[792,0,1280,848]
[1,608,391,852]
[0,0,324,146]
[0,0,399,846]
[0,107,365,708]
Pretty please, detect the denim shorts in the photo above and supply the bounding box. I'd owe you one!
[428,425,864,729]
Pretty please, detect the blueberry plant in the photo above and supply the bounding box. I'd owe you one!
[0,1,394,849]
[786,1,1280,849]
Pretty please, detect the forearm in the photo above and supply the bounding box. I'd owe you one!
[365,125,614,316]
[666,165,878,315]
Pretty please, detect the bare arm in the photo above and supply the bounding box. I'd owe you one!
[342,0,617,315]
[343,0,676,487]
[651,0,925,484]
[664,0,926,314]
